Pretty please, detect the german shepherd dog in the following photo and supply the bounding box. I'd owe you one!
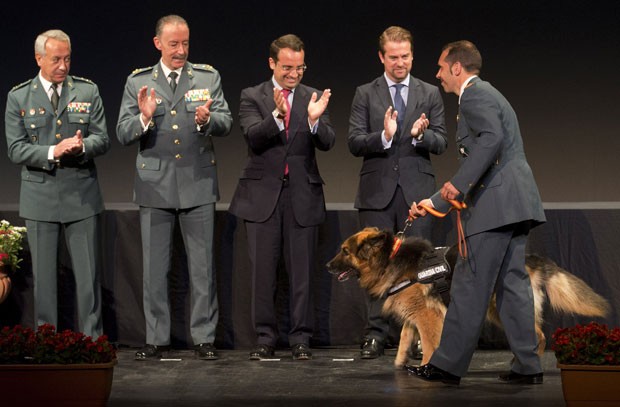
[327,227,610,368]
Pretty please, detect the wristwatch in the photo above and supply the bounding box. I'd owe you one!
[273,109,286,120]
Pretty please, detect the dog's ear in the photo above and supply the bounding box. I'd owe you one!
[357,230,391,261]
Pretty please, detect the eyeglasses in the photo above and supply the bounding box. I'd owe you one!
[279,64,307,74]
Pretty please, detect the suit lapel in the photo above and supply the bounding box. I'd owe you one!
[30,77,54,115]
[374,77,392,115]
[287,85,306,145]
[401,76,421,136]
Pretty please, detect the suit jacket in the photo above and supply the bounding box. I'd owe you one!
[5,75,110,223]
[116,61,232,209]
[229,81,336,227]
[348,75,447,210]
[431,77,545,236]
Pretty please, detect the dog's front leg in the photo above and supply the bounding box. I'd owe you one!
[394,321,415,368]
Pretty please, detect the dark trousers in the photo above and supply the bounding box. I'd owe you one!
[245,182,316,347]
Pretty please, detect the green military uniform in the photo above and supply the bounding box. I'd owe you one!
[117,61,232,346]
[5,74,110,337]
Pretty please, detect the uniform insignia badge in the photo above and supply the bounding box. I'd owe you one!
[39,108,46,115]
[20,109,25,117]
[155,98,162,105]
[67,102,92,114]
[185,88,211,103]
[29,108,36,116]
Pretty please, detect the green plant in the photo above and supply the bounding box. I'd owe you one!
[0,324,116,364]
[0,220,27,273]
[552,321,620,365]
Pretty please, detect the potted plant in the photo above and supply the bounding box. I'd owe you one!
[0,324,117,406]
[0,220,27,304]
[552,321,620,406]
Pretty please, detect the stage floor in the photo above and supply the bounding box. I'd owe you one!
[109,348,564,406]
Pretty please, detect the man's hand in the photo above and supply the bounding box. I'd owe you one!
[411,113,429,139]
[440,181,460,201]
[195,98,213,127]
[409,198,433,219]
[53,130,84,158]
[137,86,157,124]
[384,106,398,142]
[273,87,288,117]
[308,89,331,126]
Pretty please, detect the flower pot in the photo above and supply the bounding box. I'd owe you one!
[558,363,620,407]
[0,359,116,406]
[0,270,10,304]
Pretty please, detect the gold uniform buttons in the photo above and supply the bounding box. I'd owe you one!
[174,139,181,145]
[56,119,62,126]
[141,163,146,169]
[172,124,179,130]
[171,110,177,116]
[31,136,38,142]
[55,134,62,139]
[79,118,84,123]
[211,159,215,165]
[30,124,36,129]
[175,154,182,159]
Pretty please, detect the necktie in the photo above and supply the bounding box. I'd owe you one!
[51,84,59,113]
[169,71,178,94]
[281,88,292,175]
[393,83,406,129]
[281,88,292,134]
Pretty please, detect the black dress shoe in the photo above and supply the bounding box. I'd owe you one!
[360,338,384,359]
[195,343,219,360]
[249,344,275,360]
[292,343,312,360]
[135,344,168,361]
[406,363,461,386]
[498,370,544,384]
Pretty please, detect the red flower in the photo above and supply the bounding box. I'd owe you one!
[0,324,116,364]
[552,321,620,365]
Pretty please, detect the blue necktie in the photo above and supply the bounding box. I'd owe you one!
[393,83,406,129]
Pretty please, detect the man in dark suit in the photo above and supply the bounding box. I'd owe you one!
[5,29,110,338]
[408,40,546,386]
[348,26,447,358]
[117,15,232,361]
[229,34,335,361]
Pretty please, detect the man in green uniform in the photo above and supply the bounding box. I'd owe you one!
[4,29,110,338]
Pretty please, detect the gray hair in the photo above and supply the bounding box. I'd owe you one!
[34,29,71,56]
[155,15,188,37]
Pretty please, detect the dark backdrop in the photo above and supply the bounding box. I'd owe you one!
[1,0,619,205]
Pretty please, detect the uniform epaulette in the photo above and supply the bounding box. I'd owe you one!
[10,79,32,92]
[192,63,215,72]
[72,76,94,84]
[131,66,153,76]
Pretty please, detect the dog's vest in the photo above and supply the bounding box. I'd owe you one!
[387,246,453,305]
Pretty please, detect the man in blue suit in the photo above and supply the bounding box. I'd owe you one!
[348,26,447,358]
[5,29,110,338]
[117,15,232,361]
[408,40,546,386]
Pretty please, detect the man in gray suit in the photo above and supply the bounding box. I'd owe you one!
[5,29,110,338]
[348,26,447,358]
[408,40,546,385]
[117,15,232,360]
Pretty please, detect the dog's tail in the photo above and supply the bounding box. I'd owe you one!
[527,254,610,318]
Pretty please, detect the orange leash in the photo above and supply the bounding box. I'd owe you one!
[415,200,468,259]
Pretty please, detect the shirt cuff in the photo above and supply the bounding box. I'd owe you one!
[382,131,393,149]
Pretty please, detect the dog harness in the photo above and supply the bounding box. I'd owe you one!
[387,246,453,305]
